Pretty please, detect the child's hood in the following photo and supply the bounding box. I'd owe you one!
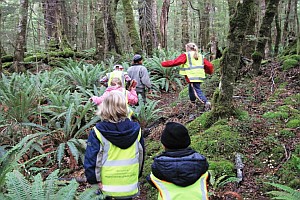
[95,119,140,149]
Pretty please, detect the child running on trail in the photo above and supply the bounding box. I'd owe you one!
[84,90,144,200]
[161,42,214,111]
[90,77,138,106]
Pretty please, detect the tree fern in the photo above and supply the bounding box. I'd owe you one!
[265,182,300,200]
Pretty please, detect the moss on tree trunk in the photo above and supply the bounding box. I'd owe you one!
[206,0,255,127]
[122,0,142,54]
[252,0,280,75]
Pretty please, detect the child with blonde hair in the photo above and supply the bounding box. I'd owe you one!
[84,91,144,200]
[161,42,214,111]
[90,77,138,106]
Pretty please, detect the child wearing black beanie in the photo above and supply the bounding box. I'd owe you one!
[147,122,209,200]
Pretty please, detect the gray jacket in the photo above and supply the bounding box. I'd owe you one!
[127,64,151,92]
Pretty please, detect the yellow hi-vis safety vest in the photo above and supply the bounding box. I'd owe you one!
[94,127,141,198]
[180,51,206,82]
[107,71,126,87]
[150,172,209,200]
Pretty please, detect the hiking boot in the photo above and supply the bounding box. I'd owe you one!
[204,101,211,111]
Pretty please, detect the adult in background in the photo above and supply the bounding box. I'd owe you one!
[100,64,131,88]
[127,54,151,103]
[161,42,214,111]
[84,91,144,200]
[147,122,209,200]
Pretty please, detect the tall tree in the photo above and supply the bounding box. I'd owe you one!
[70,0,79,48]
[122,0,141,54]
[242,0,259,58]
[138,0,154,56]
[152,0,159,48]
[0,5,2,73]
[94,0,105,61]
[252,0,280,75]
[200,1,210,50]
[282,0,292,47]
[13,0,29,72]
[106,0,122,55]
[181,0,189,49]
[274,8,281,56]
[43,0,70,51]
[207,0,255,125]
[160,0,170,49]
[188,0,201,46]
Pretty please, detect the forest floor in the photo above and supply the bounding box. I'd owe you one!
[132,61,300,200]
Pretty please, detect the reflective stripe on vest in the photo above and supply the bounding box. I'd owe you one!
[180,52,206,82]
[108,71,125,87]
[150,172,209,200]
[94,127,141,197]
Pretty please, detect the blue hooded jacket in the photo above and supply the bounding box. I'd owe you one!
[84,119,144,184]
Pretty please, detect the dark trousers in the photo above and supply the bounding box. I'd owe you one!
[137,90,146,104]
[188,82,208,103]
[105,197,132,200]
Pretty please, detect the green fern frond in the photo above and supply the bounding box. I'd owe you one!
[5,170,31,200]
[67,141,79,163]
[57,143,66,168]
[265,182,300,200]
[54,179,78,200]
[45,170,59,200]
[77,186,104,200]
[31,173,45,200]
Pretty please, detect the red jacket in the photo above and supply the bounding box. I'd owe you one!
[161,53,214,83]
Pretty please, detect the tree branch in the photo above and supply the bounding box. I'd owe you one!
[188,0,199,12]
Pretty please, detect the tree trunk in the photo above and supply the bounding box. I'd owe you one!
[294,0,299,39]
[274,9,281,56]
[152,0,159,48]
[121,0,142,54]
[242,0,258,58]
[252,0,280,75]
[160,0,170,49]
[227,0,238,17]
[13,0,29,72]
[188,0,201,46]
[82,0,88,49]
[201,1,210,51]
[181,0,189,49]
[89,0,95,48]
[106,0,122,55]
[94,1,105,61]
[0,6,2,73]
[207,0,255,126]
[70,0,79,49]
[138,0,154,56]
[282,0,292,47]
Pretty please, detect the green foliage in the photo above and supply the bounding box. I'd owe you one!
[144,56,183,92]
[0,73,41,123]
[286,119,300,128]
[56,59,106,91]
[178,86,189,100]
[0,133,48,192]
[208,160,235,177]
[263,111,289,120]
[186,112,210,135]
[209,169,239,190]
[24,54,47,62]
[133,97,162,127]
[3,170,80,200]
[265,182,300,200]
[192,125,241,159]
[282,59,298,70]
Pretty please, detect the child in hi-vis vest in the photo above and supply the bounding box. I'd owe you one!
[84,91,144,200]
[147,122,209,200]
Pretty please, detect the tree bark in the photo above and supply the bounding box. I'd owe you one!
[274,8,281,56]
[13,0,29,72]
[181,0,189,49]
[105,0,122,55]
[294,0,299,39]
[252,0,280,75]
[94,1,105,61]
[207,0,255,126]
[187,0,201,46]
[0,6,2,73]
[70,0,79,49]
[138,0,154,56]
[159,0,170,49]
[201,1,210,51]
[152,0,159,48]
[242,0,258,58]
[122,0,142,54]
[282,0,292,47]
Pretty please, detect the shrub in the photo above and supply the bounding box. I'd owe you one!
[282,59,298,70]
[286,118,300,128]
